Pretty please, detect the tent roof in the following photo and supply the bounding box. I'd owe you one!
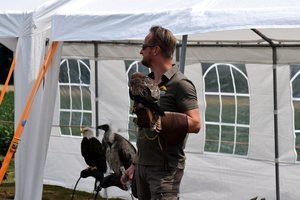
[0,0,49,11]
[51,0,300,42]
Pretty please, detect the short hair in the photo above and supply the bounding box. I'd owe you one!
[149,25,177,59]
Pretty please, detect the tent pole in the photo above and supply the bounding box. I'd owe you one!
[179,35,188,73]
[252,29,280,200]
[0,41,59,183]
[0,54,16,105]
[94,42,100,137]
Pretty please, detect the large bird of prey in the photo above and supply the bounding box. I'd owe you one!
[97,124,136,176]
[80,127,107,173]
[129,72,165,132]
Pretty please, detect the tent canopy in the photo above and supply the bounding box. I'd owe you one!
[1,0,300,200]
[50,0,300,41]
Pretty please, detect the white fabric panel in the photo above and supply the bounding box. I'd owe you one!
[97,60,130,139]
[14,37,63,200]
[184,63,205,153]
[246,64,275,161]
[182,153,300,200]
[62,43,143,61]
[277,65,295,163]
[0,38,17,51]
[62,43,300,65]
[51,0,300,41]
[181,28,300,43]
[186,47,300,64]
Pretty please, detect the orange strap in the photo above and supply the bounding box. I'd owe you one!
[0,55,16,105]
[0,41,59,183]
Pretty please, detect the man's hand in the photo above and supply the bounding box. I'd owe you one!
[120,164,135,190]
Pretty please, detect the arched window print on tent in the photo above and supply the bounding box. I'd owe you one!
[202,63,250,156]
[290,65,300,161]
[125,60,151,141]
[58,59,92,136]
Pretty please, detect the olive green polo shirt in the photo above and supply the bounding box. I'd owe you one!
[136,65,199,169]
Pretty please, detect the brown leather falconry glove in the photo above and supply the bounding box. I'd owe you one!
[134,109,188,144]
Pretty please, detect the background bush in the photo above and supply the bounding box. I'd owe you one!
[0,91,14,156]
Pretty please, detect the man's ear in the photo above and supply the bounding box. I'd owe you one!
[153,46,161,56]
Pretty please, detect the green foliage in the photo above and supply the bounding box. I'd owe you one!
[0,91,14,156]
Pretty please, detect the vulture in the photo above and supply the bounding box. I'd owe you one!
[97,124,136,175]
[129,72,165,132]
[80,127,107,173]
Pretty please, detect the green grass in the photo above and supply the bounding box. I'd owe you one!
[0,159,124,200]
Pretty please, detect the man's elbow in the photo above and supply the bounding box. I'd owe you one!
[189,121,201,133]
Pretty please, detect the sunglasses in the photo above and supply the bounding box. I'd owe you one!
[142,44,156,50]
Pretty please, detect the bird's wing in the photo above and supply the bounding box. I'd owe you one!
[81,137,92,166]
[130,74,160,103]
[114,133,137,170]
[130,74,165,116]
[89,138,107,173]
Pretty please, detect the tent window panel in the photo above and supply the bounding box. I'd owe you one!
[128,116,137,141]
[82,86,91,110]
[204,67,218,92]
[296,133,300,161]
[60,85,70,109]
[60,111,71,135]
[59,60,69,83]
[233,67,248,94]
[68,59,80,83]
[59,59,92,137]
[205,95,220,122]
[291,65,300,161]
[79,60,91,84]
[237,96,250,125]
[71,86,82,110]
[221,96,235,124]
[125,60,150,85]
[82,112,92,127]
[204,124,219,152]
[292,75,300,98]
[218,65,234,93]
[203,63,250,156]
[294,101,300,130]
[235,127,249,155]
[71,112,81,136]
[220,125,234,154]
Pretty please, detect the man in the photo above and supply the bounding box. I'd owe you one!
[122,25,201,200]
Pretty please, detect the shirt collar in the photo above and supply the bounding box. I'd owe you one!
[148,65,179,86]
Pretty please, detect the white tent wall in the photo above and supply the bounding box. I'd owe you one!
[44,41,300,199]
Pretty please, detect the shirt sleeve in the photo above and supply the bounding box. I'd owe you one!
[175,79,199,113]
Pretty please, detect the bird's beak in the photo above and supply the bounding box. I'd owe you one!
[80,130,86,133]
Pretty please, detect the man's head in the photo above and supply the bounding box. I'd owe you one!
[140,25,177,67]
[148,25,177,59]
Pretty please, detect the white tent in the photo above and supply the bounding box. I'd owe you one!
[1,0,300,199]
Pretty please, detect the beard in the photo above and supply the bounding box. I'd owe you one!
[141,56,151,68]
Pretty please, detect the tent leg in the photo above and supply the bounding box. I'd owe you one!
[179,35,188,73]
[251,28,280,200]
